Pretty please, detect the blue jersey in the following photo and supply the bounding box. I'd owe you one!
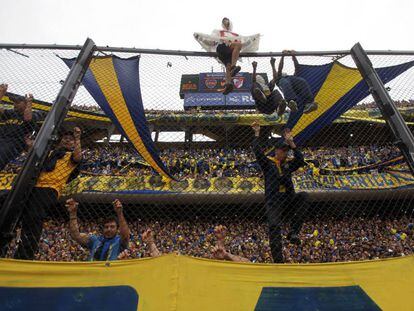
[87,235,127,261]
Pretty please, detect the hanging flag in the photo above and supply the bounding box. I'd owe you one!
[288,60,414,145]
[61,56,174,181]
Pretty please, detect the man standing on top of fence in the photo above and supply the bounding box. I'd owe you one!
[194,18,260,95]
[251,121,309,263]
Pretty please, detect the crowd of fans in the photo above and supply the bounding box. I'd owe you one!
[70,144,405,178]
[5,217,411,263]
[2,144,403,178]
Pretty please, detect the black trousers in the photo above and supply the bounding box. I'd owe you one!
[0,188,58,259]
[266,192,308,263]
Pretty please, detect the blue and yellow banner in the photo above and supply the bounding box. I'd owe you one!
[289,60,414,144]
[61,56,174,181]
[1,170,414,195]
[0,254,413,310]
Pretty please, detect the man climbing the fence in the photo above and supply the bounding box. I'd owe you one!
[251,59,298,115]
[194,17,260,95]
[10,128,83,259]
[276,51,318,115]
[251,121,309,263]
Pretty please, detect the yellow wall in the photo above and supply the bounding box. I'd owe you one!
[0,254,413,310]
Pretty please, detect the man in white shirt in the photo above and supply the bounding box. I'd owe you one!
[194,18,260,95]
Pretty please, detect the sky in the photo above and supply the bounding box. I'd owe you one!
[1,0,413,51]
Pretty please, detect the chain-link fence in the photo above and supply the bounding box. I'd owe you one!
[0,44,414,263]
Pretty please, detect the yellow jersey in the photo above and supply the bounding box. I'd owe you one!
[36,152,79,196]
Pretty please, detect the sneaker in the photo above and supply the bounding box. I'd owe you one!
[303,102,318,114]
[222,83,234,95]
[230,65,241,77]
[277,99,287,116]
[287,100,298,113]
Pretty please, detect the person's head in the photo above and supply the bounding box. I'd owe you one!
[275,140,290,161]
[58,131,75,151]
[102,217,118,239]
[222,17,232,30]
[10,95,27,114]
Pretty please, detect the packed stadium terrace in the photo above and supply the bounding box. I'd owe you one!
[3,217,412,263]
[2,144,404,177]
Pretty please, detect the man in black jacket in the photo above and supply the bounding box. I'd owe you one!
[0,84,40,170]
[252,122,308,263]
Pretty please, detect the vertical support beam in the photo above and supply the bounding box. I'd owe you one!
[351,42,414,175]
[0,38,96,253]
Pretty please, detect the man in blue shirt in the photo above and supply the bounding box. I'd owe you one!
[66,198,130,261]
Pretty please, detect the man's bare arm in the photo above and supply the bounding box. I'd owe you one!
[66,199,90,247]
[142,229,161,257]
[72,127,82,163]
[252,61,258,83]
[113,199,131,245]
[23,94,33,122]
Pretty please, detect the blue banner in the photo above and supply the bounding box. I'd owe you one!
[61,56,175,181]
[184,92,255,109]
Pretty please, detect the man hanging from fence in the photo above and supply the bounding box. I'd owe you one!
[251,59,298,115]
[0,84,41,171]
[66,198,131,261]
[251,121,309,263]
[194,17,260,95]
[12,127,83,259]
[276,51,318,115]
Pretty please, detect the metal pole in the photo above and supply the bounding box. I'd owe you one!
[0,38,96,255]
[1,43,414,57]
[351,42,414,175]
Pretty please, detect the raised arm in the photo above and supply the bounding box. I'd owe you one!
[277,55,285,81]
[283,128,305,171]
[251,121,271,169]
[290,50,299,75]
[252,61,258,83]
[66,199,90,247]
[23,94,33,122]
[72,127,82,163]
[113,199,130,246]
[212,225,249,262]
[142,228,161,257]
[270,57,278,81]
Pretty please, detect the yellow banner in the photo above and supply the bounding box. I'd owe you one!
[1,171,414,195]
[0,254,413,310]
